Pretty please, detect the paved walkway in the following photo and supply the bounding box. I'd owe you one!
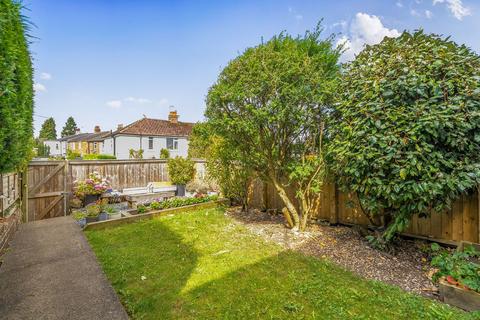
[0,216,129,320]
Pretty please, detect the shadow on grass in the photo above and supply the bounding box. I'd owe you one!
[177,250,468,320]
[86,219,198,319]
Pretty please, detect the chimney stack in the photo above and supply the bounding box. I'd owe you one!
[168,108,179,124]
[75,128,80,135]
[94,125,101,133]
[117,124,123,131]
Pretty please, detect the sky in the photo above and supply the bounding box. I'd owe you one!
[26,0,480,136]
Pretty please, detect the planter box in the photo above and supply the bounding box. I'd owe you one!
[439,279,480,311]
[84,194,100,206]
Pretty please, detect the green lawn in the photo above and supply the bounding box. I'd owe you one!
[85,207,477,320]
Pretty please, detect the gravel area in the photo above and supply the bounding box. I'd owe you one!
[226,207,439,298]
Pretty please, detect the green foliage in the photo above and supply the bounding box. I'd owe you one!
[85,204,101,217]
[141,195,219,213]
[72,211,86,221]
[167,156,196,185]
[328,30,480,241]
[86,208,469,319]
[205,23,340,229]
[61,116,77,137]
[104,205,118,214]
[129,149,144,159]
[83,154,116,160]
[431,243,480,293]
[0,0,34,173]
[188,122,250,207]
[66,149,81,160]
[187,123,208,159]
[39,117,57,140]
[159,148,170,159]
[34,138,50,157]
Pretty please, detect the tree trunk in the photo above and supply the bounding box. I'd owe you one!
[271,178,300,230]
[299,197,309,231]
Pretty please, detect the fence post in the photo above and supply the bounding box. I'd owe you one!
[21,169,28,223]
[329,184,338,224]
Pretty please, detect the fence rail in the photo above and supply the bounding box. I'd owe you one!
[250,181,480,245]
[27,159,206,221]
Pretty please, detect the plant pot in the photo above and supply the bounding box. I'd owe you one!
[176,185,186,197]
[98,212,109,221]
[85,215,99,223]
[76,218,87,228]
[108,213,122,220]
[439,278,480,311]
[84,194,100,206]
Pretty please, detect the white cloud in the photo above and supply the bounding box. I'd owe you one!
[124,97,151,104]
[410,9,421,17]
[106,100,122,108]
[396,1,404,8]
[425,10,433,18]
[331,20,348,31]
[337,13,401,62]
[295,14,303,21]
[40,72,52,80]
[159,98,169,106]
[288,7,303,21]
[34,83,46,92]
[433,0,471,20]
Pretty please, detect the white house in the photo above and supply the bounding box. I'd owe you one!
[106,111,194,159]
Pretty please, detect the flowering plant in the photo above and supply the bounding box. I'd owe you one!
[74,172,111,198]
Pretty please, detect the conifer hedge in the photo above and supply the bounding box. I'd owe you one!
[0,0,34,173]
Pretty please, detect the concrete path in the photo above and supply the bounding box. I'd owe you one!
[0,216,129,320]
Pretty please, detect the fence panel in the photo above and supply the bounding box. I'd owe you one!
[252,181,480,245]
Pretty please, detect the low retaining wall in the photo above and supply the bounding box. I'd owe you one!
[84,199,229,231]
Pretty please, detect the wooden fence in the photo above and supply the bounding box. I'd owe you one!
[0,173,24,254]
[26,159,206,221]
[250,182,480,245]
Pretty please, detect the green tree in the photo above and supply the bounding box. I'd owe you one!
[205,23,340,230]
[34,138,50,157]
[188,122,251,209]
[39,117,57,140]
[0,0,34,173]
[328,30,480,243]
[61,116,77,137]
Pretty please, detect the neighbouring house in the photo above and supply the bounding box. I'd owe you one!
[43,126,110,157]
[67,126,111,155]
[104,111,194,159]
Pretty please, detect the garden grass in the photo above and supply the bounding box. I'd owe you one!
[85,207,478,320]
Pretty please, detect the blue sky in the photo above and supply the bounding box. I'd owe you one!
[27,0,480,136]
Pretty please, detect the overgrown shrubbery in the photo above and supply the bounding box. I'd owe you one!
[0,0,34,173]
[329,30,480,242]
[205,23,340,230]
[83,154,116,160]
[136,195,219,213]
[167,157,196,185]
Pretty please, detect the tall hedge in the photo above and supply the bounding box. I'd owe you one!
[329,30,480,242]
[0,0,34,173]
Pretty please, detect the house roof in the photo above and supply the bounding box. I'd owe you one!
[113,118,194,137]
[66,132,111,142]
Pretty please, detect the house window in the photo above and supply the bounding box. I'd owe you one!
[166,138,178,150]
[93,142,97,151]
[56,144,59,150]
[148,137,154,150]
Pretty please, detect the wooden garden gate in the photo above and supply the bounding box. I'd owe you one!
[27,161,67,221]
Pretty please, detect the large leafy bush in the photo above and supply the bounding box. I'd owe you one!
[329,30,480,241]
[205,23,340,230]
[0,0,34,173]
[167,157,196,185]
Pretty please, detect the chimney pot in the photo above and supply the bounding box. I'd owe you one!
[117,124,124,131]
[168,109,179,124]
[94,125,101,133]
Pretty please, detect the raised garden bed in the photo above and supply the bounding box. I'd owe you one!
[439,278,480,311]
[83,198,228,231]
